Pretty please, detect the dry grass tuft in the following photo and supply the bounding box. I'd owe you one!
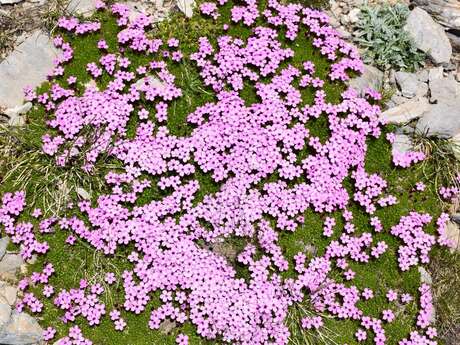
[430,250,460,345]
[286,301,338,345]
[0,124,112,216]
[411,131,460,198]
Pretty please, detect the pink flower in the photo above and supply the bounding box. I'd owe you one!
[362,288,374,300]
[355,328,367,342]
[114,318,126,331]
[386,290,398,302]
[105,272,116,285]
[43,327,56,341]
[382,309,395,322]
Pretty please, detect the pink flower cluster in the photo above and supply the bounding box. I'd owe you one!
[57,17,101,35]
[0,192,49,259]
[0,1,451,344]
[392,150,426,168]
[390,212,435,271]
[54,282,106,326]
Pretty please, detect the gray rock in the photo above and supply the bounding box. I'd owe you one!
[349,64,384,95]
[428,67,444,83]
[392,134,413,154]
[452,133,460,160]
[0,30,58,110]
[0,0,23,4]
[123,1,167,23]
[415,82,429,98]
[443,62,457,72]
[417,267,437,323]
[304,243,317,256]
[0,304,11,328]
[328,16,340,28]
[76,187,91,200]
[337,27,352,39]
[388,94,408,107]
[0,254,24,274]
[395,71,420,98]
[159,319,176,335]
[416,100,460,137]
[3,102,32,127]
[447,32,460,52]
[0,282,17,306]
[381,97,430,124]
[0,237,8,261]
[0,311,43,345]
[209,238,238,262]
[404,7,452,64]
[134,75,165,91]
[123,0,148,18]
[395,125,416,136]
[452,213,460,224]
[67,0,96,17]
[412,0,460,32]
[429,77,459,103]
[416,69,429,83]
[444,221,460,252]
[418,266,432,285]
[347,8,361,24]
[176,0,195,18]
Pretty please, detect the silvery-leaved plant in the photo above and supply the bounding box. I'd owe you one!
[353,4,425,71]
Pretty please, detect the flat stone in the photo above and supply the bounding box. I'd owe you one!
[0,237,8,261]
[337,27,351,39]
[416,266,436,324]
[416,69,429,83]
[122,1,150,22]
[0,311,43,345]
[443,62,457,72]
[134,75,165,91]
[76,187,91,200]
[347,8,361,24]
[444,221,460,252]
[349,64,384,95]
[304,243,317,256]
[210,240,238,262]
[404,7,452,64]
[159,319,176,335]
[415,82,429,98]
[67,0,96,17]
[0,304,11,328]
[429,77,459,103]
[387,94,408,108]
[418,266,432,285]
[416,100,460,137]
[328,16,340,28]
[0,282,17,306]
[3,102,32,127]
[0,30,58,110]
[428,67,444,83]
[392,134,413,154]
[447,32,460,52]
[0,254,24,274]
[176,0,195,18]
[0,0,23,4]
[395,71,420,98]
[381,97,430,124]
[413,0,460,32]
